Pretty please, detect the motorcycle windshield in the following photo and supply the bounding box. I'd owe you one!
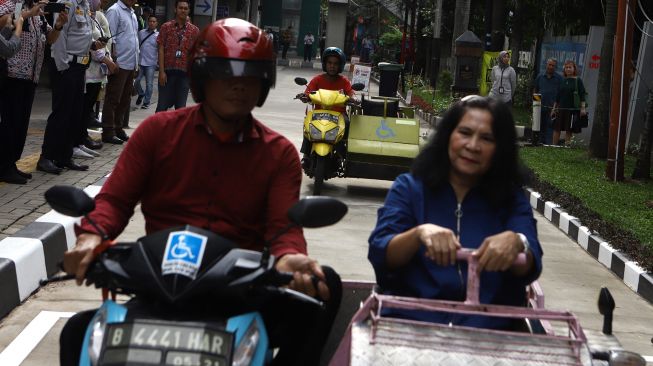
[309,89,349,108]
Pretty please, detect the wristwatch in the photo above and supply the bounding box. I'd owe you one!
[516,233,530,253]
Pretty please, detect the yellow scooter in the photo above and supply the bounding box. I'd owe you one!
[294,77,363,195]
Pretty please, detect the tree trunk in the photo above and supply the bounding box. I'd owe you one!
[451,0,472,72]
[490,0,506,51]
[632,90,653,180]
[415,0,428,75]
[509,0,524,68]
[589,0,617,158]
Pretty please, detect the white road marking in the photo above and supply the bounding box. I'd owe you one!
[0,311,74,366]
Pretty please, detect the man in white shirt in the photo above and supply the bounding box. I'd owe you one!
[303,31,314,62]
[134,14,158,109]
[101,0,139,144]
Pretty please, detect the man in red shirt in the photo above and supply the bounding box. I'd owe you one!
[303,46,354,113]
[155,0,199,112]
[60,19,341,366]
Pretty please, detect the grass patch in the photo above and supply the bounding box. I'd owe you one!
[520,146,653,255]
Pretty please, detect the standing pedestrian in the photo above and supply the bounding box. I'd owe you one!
[0,0,72,178]
[134,14,158,109]
[100,0,139,145]
[551,60,587,146]
[488,50,516,107]
[38,0,96,174]
[303,31,314,62]
[318,33,325,60]
[533,58,562,144]
[280,25,292,60]
[155,0,198,112]
[77,0,115,157]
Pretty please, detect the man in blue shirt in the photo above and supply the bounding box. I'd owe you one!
[101,0,139,144]
[533,58,563,144]
[134,14,158,109]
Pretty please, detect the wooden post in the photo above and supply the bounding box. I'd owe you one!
[606,0,636,181]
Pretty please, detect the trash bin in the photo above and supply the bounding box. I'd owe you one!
[378,62,402,97]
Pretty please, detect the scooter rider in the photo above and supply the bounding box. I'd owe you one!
[299,46,356,156]
[60,18,342,366]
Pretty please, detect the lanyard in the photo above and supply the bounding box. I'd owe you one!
[175,22,186,50]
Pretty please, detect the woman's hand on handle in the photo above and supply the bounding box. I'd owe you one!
[275,253,330,301]
[63,233,103,285]
[473,231,527,273]
[417,224,462,267]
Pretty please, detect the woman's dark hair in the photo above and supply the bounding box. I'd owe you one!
[411,96,527,207]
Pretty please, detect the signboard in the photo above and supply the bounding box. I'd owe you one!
[193,0,212,16]
[539,42,587,77]
[155,5,165,16]
[352,64,371,92]
[215,5,229,18]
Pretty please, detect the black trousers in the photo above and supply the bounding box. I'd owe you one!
[79,82,102,146]
[60,266,342,366]
[0,77,37,174]
[42,62,87,162]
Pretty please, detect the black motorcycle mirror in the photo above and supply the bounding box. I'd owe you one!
[351,83,365,91]
[44,186,108,241]
[260,196,348,267]
[598,287,615,335]
[294,77,308,86]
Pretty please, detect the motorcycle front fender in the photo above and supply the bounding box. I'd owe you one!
[312,143,334,157]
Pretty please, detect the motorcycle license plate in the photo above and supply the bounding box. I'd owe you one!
[312,112,339,123]
[100,320,234,366]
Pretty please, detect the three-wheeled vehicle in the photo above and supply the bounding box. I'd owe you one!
[320,250,646,366]
[295,77,422,195]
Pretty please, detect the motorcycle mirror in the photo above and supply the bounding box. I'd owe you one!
[287,196,348,228]
[608,350,646,366]
[351,83,365,91]
[294,77,308,86]
[44,185,95,217]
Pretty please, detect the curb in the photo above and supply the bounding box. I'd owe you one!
[0,178,106,319]
[524,187,653,304]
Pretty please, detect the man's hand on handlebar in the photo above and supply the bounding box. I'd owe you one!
[295,93,310,103]
[63,233,103,285]
[275,253,330,301]
[473,231,524,272]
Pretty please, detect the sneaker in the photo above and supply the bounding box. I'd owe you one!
[136,95,144,105]
[78,145,101,157]
[141,104,149,109]
[73,146,94,159]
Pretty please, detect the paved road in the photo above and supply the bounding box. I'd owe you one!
[0,66,651,365]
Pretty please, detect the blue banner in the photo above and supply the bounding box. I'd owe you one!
[539,42,587,76]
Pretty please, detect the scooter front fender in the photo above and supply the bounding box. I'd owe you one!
[79,300,128,366]
[312,143,334,157]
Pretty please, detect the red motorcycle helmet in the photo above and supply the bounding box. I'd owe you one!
[188,18,276,106]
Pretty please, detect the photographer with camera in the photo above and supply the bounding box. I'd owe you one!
[37,0,106,175]
[0,0,67,184]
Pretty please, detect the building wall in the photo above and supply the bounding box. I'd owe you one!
[326,2,347,57]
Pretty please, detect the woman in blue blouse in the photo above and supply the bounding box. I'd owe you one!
[368,96,543,329]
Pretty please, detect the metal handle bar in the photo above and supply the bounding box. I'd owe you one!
[456,249,527,305]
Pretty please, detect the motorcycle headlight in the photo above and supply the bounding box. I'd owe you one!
[608,351,646,366]
[309,124,322,141]
[324,127,339,143]
[232,319,261,366]
[88,308,108,366]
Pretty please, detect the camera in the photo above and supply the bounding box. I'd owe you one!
[44,2,66,13]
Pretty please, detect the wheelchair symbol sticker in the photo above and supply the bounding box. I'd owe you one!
[161,231,207,279]
[376,119,396,139]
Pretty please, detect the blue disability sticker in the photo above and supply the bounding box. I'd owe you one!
[161,231,208,280]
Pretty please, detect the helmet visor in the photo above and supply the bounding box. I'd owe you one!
[200,58,276,88]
